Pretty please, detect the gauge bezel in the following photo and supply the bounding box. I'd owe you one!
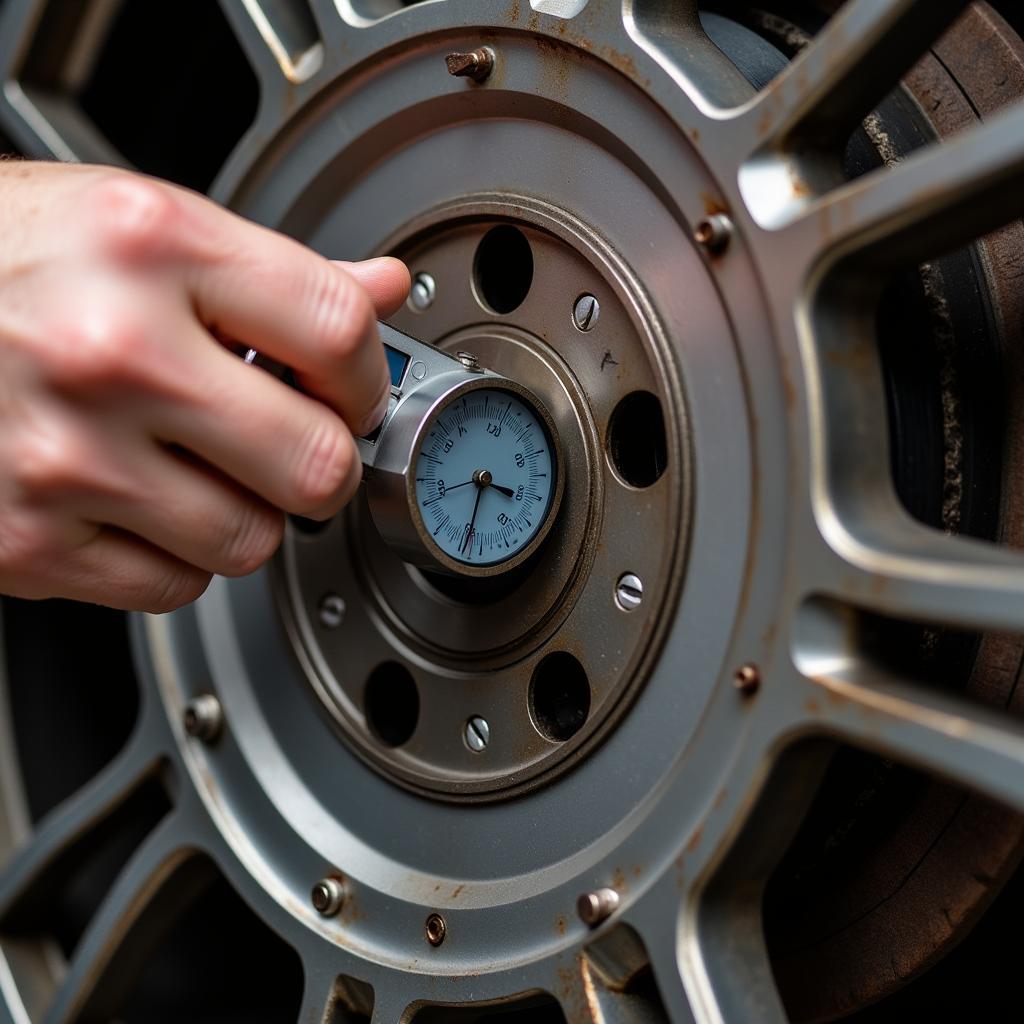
[406,376,565,578]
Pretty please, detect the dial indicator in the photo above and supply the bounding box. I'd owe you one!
[413,388,558,567]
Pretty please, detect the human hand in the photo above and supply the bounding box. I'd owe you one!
[0,162,409,611]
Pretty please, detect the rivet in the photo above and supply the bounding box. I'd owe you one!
[733,663,761,696]
[183,694,223,742]
[409,272,437,312]
[318,593,346,629]
[425,912,447,946]
[577,888,619,927]
[311,877,345,917]
[694,213,734,254]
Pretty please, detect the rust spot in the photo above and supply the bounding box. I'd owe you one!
[611,866,627,891]
[701,190,729,217]
[452,883,465,899]
[686,825,703,853]
[690,127,700,143]
[713,788,728,810]
[556,914,566,936]
[509,0,520,21]
[805,697,822,714]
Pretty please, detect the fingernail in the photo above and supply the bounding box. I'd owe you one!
[359,387,390,438]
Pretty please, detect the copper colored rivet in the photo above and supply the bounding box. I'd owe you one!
[733,663,761,696]
[425,912,447,947]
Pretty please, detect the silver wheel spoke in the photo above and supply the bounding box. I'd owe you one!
[811,508,1024,635]
[782,97,1024,257]
[623,0,756,113]
[218,0,325,89]
[796,667,1024,814]
[42,812,205,1024]
[738,0,968,156]
[0,734,165,920]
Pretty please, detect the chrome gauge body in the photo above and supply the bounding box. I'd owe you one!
[413,388,557,567]
[359,324,563,578]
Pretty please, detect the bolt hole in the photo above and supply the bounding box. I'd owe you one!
[606,390,668,489]
[530,652,590,742]
[364,661,419,747]
[473,225,534,315]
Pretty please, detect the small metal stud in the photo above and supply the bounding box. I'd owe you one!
[425,912,447,946]
[464,716,490,752]
[577,888,620,927]
[572,294,601,332]
[311,877,345,917]
[733,663,761,697]
[318,593,346,629]
[615,573,643,612]
[409,272,437,312]
[445,47,495,83]
[694,213,734,254]
[183,694,223,742]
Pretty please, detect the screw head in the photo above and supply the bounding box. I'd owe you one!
[734,663,761,696]
[409,272,437,312]
[577,888,620,927]
[456,350,482,371]
[572,294,601,332]
[464,715,490,752]
[183,694,223,742]
[318,593,346,629]
[445,47,495,83]
[425,912,447,946]
[615,573,644,612]
[694,213,734,254]
[311,877,345,917]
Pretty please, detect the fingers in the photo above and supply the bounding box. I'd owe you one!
[183,216,403,436]
[40,528,211,614]
[80,440,285,578]
[334,257,411,318]
[147,319,362,520]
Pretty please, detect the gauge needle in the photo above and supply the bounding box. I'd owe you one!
[462,485,484,556]
[489,483,516,497]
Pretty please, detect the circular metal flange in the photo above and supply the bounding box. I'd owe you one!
[282,195,690,798]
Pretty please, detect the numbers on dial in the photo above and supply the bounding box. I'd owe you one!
[413,388,557,566]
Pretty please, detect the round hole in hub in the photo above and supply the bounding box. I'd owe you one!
[606,390,668,488]
[364,662,419,747]
[530,652,590,742]
[473,225,534,314]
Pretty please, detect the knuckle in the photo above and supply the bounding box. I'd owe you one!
[46,301,149,388]
[219,505,284,577]
[145,567,212,614]
[88,173,177,261]
[292,420,356,513]
[0,519,60,578]
[307,268,375,363]
[11,427,90,497]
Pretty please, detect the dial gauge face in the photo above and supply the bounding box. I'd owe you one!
[413,387,558,567]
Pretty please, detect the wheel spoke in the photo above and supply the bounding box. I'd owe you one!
[41,812,211,1024]
[0,732,166,922]
[776,95,1024,250]
[811,510,1024,635]
[738,0,968,155]
[623,0,757,113]
[218,0,324,88]
[795,664,1024,814]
